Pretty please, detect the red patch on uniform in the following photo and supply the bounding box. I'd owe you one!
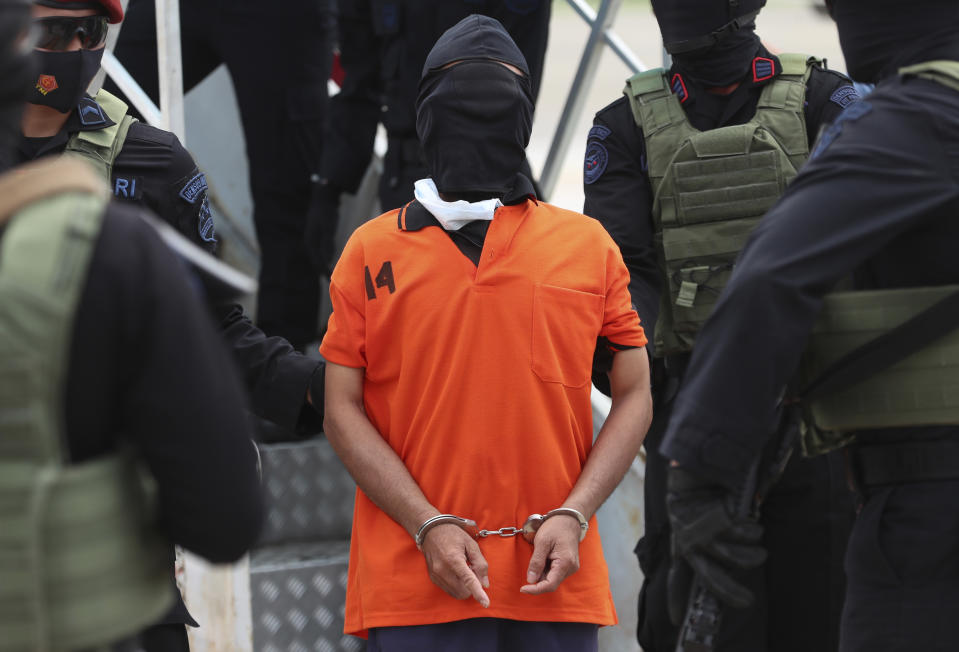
[752,57,776,83]
[330,52,345,87]
[36,75,58,95]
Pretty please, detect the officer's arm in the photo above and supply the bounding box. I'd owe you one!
[216,303,324,433]
[804,65,861,144]
[582,102,661,344]
[661,89,959,487]
[118,210,263,563]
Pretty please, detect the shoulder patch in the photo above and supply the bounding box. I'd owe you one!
[671,73,689,103]
[179,172,208,204]
[588,124,611,141]
[829,85,861,109]
[810,100,873,159]
[752,57,776,83]
[77,97,108,127]
[198,196,216,244]
[584,141,609,185]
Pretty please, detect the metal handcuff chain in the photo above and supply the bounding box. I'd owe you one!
[415,509,588,550]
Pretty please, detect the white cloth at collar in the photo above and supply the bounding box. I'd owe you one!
[413,178,502,231]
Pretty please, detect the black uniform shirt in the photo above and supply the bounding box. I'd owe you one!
[65,202,263,562]
[583,54,859,348]
[659,74,959,488]
[18,94,324,433]
[18,96,215,252]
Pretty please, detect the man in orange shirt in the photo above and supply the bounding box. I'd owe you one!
[321,15,653,651]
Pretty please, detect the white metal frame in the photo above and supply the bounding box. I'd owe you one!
[540,0,648,199]
[99,0,185,142]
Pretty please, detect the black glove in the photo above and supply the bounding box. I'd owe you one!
[665,466,767,625]
[304,176,342,277]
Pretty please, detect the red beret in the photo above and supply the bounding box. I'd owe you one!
[34,0,124,24]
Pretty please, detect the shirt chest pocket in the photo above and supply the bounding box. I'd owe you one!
[531,284,604,388]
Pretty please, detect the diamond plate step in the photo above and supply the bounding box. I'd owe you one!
[250,541,364,652]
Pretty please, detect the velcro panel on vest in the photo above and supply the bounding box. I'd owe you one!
[0,192,104,463]
[0,455,172,651]
[64,89,135,182]
[801,285,959,432]
[625,70,691,163]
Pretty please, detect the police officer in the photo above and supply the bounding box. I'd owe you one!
[0,2,263,649]
[659,1,959,651]
[106,0,335,351]
[582,1,859,650]
[20,0,324,442]
[305,0,551,275]
[19,1,323,647]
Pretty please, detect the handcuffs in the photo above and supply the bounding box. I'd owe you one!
[414,508,589,550]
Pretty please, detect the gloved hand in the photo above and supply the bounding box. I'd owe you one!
[304,176,342,277]
[666,466,767,625]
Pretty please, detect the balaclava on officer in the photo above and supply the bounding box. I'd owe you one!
[29,0,123,113]
[0,0,35,172]
[415,14,534,200]
[828,0,959,84]
[651,0,767,86]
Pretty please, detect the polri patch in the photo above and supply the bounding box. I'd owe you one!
[588,125,611,141]
[113,175,142,200]
[810,100,873,159]
[584,141,609,185]
[179,172,208,204]
[78,98,108,126]
[829,85,860,109]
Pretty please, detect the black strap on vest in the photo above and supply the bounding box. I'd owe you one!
[801,287,959,401]
[853,440,959,486]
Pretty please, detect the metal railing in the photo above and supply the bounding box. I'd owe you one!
[540,0,648,199]
[97,0,186,143]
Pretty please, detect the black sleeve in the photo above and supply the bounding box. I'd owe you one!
[582,97,661,348]
[113,122,217,254]
[67,204,262,563]
[804,64,861,145]
[319,0,382,192]
[215,302,324,433]
[660,78,959,488]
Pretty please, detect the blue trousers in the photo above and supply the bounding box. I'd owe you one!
[368,618,599,652]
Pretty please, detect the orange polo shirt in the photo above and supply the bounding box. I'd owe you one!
[320,197,647,636]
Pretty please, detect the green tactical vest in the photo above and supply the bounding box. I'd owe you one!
[64,89,137,182]
[625,53,820,356]
[0,158,172,651]
[798,60,959,456]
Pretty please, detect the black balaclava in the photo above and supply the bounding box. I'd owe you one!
[415,14,534,197]
[0,0,35,172]
[29,48,104,113]
[651,0,766,86]
[832,0,959,84]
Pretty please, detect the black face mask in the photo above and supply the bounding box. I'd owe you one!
[833,0,959,84]
[29,48,103,113]
[416,60,533,197]
[672,26,761,87]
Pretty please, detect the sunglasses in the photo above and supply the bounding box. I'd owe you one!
[34,16,109,51]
